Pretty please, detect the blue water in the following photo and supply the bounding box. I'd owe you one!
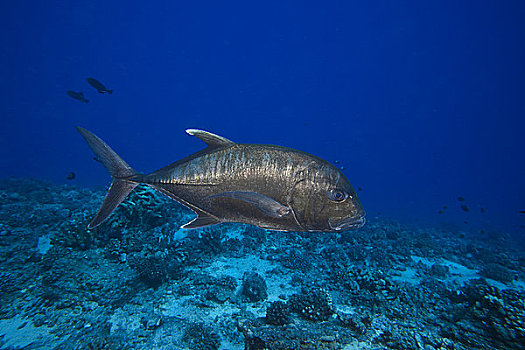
[1,1,524,235]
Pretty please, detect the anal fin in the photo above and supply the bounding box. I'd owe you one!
[181,212,221,229]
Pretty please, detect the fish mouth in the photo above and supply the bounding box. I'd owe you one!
[328,215,366,231]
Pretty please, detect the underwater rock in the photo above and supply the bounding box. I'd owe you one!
[205,285,234,304]
[203,275,238,304]
[280,251,311,272]
[331,264,393,298]
[105,238,124,261]
[196,226,227,256]
[429,263,450,277]
[336,310,370,335]
[0,270,21,294]
[52,214,94,250]
[373,326,448,350]
[182,322,221,350]
[289,288,334,322]
[128,250,183,288]
[450,279,525,349]
[265,301,291,326]
[238,319,348,350]
[140,313,162,330]
[240,272,268,302]
[456,279,525,349]
[480,262,514,283]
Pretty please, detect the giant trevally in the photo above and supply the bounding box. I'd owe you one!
[76,127,365,232]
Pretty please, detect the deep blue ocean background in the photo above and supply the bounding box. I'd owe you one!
[1,0,524,237]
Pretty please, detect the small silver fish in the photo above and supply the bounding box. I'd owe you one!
[77,127,365,232]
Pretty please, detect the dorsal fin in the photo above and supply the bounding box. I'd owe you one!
[185,129,235,149]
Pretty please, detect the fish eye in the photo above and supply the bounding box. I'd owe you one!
[328,189,347,202]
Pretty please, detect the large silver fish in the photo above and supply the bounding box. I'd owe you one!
[77,127,365,232]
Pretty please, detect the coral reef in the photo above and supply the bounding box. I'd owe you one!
[480,262,515,283]
[52,213,94,250]
[182,322,221,350]
[238,319,352,350]
[1,178,524,350]
[265,301,291,326]
[280,251,311,272]
[289,288,334,322]
[105,185,183,230]
[453,279,525,348]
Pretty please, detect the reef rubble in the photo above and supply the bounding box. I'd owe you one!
[0,178,524,349]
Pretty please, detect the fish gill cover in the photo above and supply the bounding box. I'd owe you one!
[0,1,524,349]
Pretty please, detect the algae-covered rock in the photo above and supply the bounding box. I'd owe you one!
[265,301,291,326]
[240,272,268,302]
[182,322,221,350]
[289,288,334,322]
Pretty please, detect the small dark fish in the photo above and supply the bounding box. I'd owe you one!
[66,172,76,180]
[87,78,113,94]
[357,187,362,191]
[443,206,448,210]
[457,196,465,202]
[66,90,88,103]
[480,207,486,213]
[438,210,444,214]
[520,211,525,214]
[461,204,469,212]
[464,221,468,225]
[76,127,365,232]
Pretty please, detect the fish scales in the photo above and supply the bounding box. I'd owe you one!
[163,145,293,188]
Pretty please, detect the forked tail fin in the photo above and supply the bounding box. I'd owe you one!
[76,127,139,228]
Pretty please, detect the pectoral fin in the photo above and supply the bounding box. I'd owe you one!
[208,191,290,217]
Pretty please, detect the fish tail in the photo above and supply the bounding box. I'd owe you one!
[76,127,139,228]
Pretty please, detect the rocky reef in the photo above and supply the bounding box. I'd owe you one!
[0,177,524,349]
